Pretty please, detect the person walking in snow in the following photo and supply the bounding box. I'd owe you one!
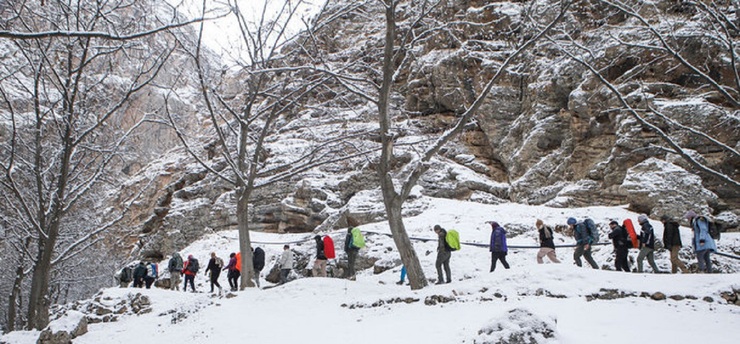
[567,217,599,269]
[685,210,717,273]
[117,265,133,288]
[168,252,183,291]
[253,247,265,288]
[344,218,360,280]
[132,261,147,288]
[183,254,199,292]
[489,221,510,272]
[312,235,328,277]
[608,221,630,272]
[536,219,560,264]
[279,245,294,284]
[661,215,688,274]
[224,252,240,291]
[434,224,452,284]
[636,214,661,273]
[205,252,224,294]
[396,266,407,285]
[144,262,158,289]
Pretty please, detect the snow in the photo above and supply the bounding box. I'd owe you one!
[3,197,739,344]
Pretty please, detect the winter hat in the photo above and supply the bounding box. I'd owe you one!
[489,221,500,229]
[684,210,697,221]
[535,219,544,229]
[637,214,648,224]
[314,235,322,240]
[660,214,671,222]
[188,255,193,259]
[567,217,577,225]
[609,221,618,226]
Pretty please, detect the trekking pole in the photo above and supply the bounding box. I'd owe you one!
[714,251,740,260]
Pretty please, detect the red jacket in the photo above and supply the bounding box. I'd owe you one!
[183,260,196,276]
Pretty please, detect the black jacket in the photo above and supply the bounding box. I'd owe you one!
[205,258,221,275]
[538,225,555,249]
[133,264,147,279]
[662,221,682,250]
[315,237,327,260]
[608,225,629,248]
[253,247,265,271]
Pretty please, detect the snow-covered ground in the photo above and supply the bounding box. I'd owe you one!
[3,198,739,343]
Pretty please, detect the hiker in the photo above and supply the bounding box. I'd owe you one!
[661,215,688,274]
[396,266,407,285]
[183,254,199,292]
[205,252,223,294]
[636,214,661,273]
[685,210,717,273]
[253,247,265,288]
[224,252,240,291]
[279,245,294,284]
[608,221,630,272]
[168,252,183,291]
[567,217,599,269]
[344,218,362,280]
[489,221,510,272]
[536,219,560,264]
[433,224,452,284]
[144,262,158,289]
[132,261,147,288]
[117,265,133,288]
[312,235,328,277]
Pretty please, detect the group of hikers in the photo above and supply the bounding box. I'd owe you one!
[117,210,722,291]
[533,210,720,274]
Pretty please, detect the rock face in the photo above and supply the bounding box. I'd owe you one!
[37,311,88,344]
[113,0,739,266]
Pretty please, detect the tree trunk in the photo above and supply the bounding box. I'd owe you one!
[7,265,25,332]
[384,198,427,290]
[26,237,55,330]
[237,189,256,289]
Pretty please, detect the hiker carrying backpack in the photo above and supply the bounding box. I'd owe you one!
[445,229,461,251]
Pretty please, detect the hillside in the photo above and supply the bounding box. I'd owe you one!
[2,198,739,343]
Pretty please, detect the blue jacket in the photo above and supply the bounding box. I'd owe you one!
[574,223,591,245]
[692,217,717,252]
[490,223,508,253]
[639,221,656,249]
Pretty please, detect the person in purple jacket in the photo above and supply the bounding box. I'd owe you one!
[488,221,510,272]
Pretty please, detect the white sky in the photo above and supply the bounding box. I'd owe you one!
[169,0,325,66]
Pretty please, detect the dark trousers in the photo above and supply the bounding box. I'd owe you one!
[144,277,155,289]
[183,274,195,291]
[490,251,510,272]
[435,250,451,283]
[133,277,144,288]
[228,270,240,290]
[209,271,221,292]
[346,249,358,277]
[574,244,599,269]
[280,269,291,284]
[614,247,630,272]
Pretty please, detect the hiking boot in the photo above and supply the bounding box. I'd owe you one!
[435,280,444,285]
[396,281,404,285]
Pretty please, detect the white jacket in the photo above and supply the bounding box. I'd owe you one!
[279,250,294,269]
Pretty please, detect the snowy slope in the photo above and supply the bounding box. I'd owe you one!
[3,198,739,344]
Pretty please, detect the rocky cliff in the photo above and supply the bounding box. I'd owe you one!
[122,0,739,261]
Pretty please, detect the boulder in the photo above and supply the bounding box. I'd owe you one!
[620,158,718,217]
[37,311,88,344]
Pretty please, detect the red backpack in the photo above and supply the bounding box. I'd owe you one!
[323,236,336,259]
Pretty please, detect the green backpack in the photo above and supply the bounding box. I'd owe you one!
[445,230,461,251]
[351,227,365,248]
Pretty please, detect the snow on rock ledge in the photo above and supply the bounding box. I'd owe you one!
[620,158,718,218]
[37,310,87,344]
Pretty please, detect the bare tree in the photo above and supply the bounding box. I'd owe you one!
[165,0,370,289]
[328,0,573,289]
[0,0,204,330]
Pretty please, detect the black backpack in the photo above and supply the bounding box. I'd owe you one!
[707,218,722,240]
[187,258,200,273]
[120,266,133,283]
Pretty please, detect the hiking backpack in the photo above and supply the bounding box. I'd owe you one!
[623,219,639,249]
[120,266,133,283]
[445,229,461,251]
[323,236,336,259]
[584,218,599,243]
[216,257,224,269]
[697,216,721,240]
[350,228,365,249]
[146,263,158,278]
[187,259,200,273]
